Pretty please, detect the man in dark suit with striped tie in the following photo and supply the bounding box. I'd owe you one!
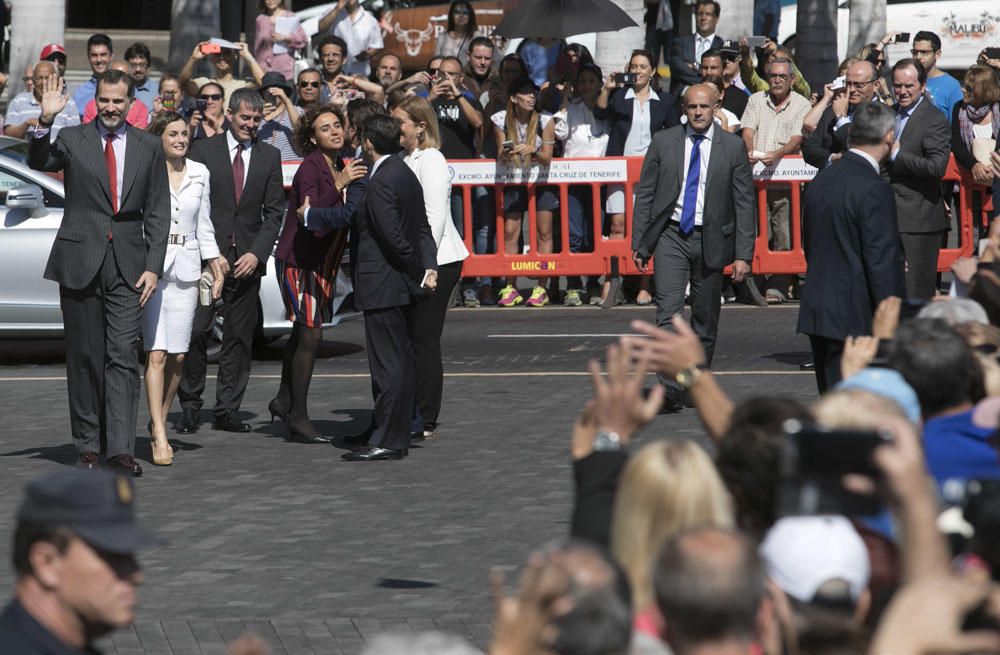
[631,83,755,411]
[29,69,169,476]
[178,88,285,435]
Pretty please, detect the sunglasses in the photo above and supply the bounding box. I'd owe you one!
[453,9,471,14]
[299,81,321,88]
[200,93,223,100]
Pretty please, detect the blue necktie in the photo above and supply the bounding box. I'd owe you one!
[679,134,705,236]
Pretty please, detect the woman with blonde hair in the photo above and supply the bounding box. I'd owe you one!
[392,95,469,439]
[610,439,734,636]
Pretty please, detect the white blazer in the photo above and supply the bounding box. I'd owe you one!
[403,147,469,266]
[163,159,221,283]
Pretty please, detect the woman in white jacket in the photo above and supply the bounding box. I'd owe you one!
[144,112,228,465]
[392,96,469,440]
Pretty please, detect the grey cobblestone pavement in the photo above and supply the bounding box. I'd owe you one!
[0,304,815,654]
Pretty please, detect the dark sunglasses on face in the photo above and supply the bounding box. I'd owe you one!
[299,81,321,88]
[200,93,223,100]
[453,9,471,14]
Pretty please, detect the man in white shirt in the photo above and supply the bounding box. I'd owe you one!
[5,61,80,139]
[631,84,754,410]
[318,0,384,77]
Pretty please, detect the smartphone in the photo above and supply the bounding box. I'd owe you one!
[746,35,769,48]
[261,89,277,105]
[778,420,892,517]
[162,90,176,110]
[195,98,208,114]
[502,140,515,151]
[984,47,1000,60]
[830,75,846,91]
[200,42,222,55]
[613,72,637,86]
[894,32,911,43]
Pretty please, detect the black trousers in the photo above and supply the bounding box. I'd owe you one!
[808,334,845,393]
[652,225,725,395]
[179,275,260,419]
[900,231,943,300]
[364,304,416,451]
[412,261,462,430]
[60,243,141,457]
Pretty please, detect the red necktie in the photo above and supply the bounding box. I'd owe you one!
[232,143,244,204]
[104,133,117,213]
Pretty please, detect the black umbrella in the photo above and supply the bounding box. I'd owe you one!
[491,0,639,39]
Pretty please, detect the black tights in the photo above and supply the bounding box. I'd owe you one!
[274,322,323,435]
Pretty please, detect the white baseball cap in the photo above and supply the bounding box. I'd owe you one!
[759,516,870,603]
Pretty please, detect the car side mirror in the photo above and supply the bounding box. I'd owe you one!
[5,184,45,212]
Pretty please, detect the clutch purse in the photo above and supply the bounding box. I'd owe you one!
[198,266,215,307]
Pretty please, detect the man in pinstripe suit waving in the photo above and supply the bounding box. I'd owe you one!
[29,69,169,477]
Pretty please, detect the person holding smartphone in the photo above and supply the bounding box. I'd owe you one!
[256,72,303,161]
[595,49,680,306]
[188,81,229,141]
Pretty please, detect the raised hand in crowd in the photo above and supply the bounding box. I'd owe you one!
[37,73,68,124]
[869,573,1000,655]
[489,551,573,655]
[587,342,662,443]
[623,317,734,441]
[840,335,879,380]
[951,256,979,285]
[979,49,1000,72]
[872,295,902,340]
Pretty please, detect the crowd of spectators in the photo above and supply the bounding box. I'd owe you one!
[0,5,998,309]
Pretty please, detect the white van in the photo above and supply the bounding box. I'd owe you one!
[777,0,997,71]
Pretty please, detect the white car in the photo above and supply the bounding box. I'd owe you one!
[777,0,997,71]
[0,143,356,358]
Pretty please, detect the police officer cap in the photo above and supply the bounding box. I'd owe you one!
[17,469,162,554]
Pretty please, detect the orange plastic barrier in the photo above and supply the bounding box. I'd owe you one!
[451,155,991,278]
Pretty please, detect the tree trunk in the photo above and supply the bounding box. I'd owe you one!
[169,0,220,75]
[715,0,753,42]
[8,0,65,98]
[594,0,645,83]
[847,0,885,60]
[795,0,838,94]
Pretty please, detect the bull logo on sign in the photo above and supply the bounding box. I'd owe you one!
[394,22,435,57]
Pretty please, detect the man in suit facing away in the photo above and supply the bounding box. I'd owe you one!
[798,102,906,392]
[29,69,169,476]
[888,58,951,299]
[631,83,755,411]
[177,88,285,434]
[335,114,437,461]
[668,0,723,92]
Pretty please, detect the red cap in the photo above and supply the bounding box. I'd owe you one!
[39,43,66,60]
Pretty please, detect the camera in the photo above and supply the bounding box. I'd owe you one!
[195,98,208,114]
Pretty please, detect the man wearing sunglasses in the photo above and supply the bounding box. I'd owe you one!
[802,60,878,170]
[294,68,323,111]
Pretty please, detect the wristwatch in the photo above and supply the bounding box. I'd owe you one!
[592,429,623,452]
[675,365,705,390]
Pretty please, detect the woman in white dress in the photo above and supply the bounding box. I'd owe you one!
[391,96,469,439]
[144,111,228,465]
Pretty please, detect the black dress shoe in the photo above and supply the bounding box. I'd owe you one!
[659,394,685,413]
[76,451,99,469]
[176,408,200,434]
[287,431,333,444]
[799,360,816,371]
[107,454,143,477]
[212,414,252,433]
[342,446,407,461]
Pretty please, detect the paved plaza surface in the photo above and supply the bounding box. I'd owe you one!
[0,304,816,654]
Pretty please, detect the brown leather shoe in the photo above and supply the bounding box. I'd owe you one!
[76,451,99,469]
[107,454,143,477]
